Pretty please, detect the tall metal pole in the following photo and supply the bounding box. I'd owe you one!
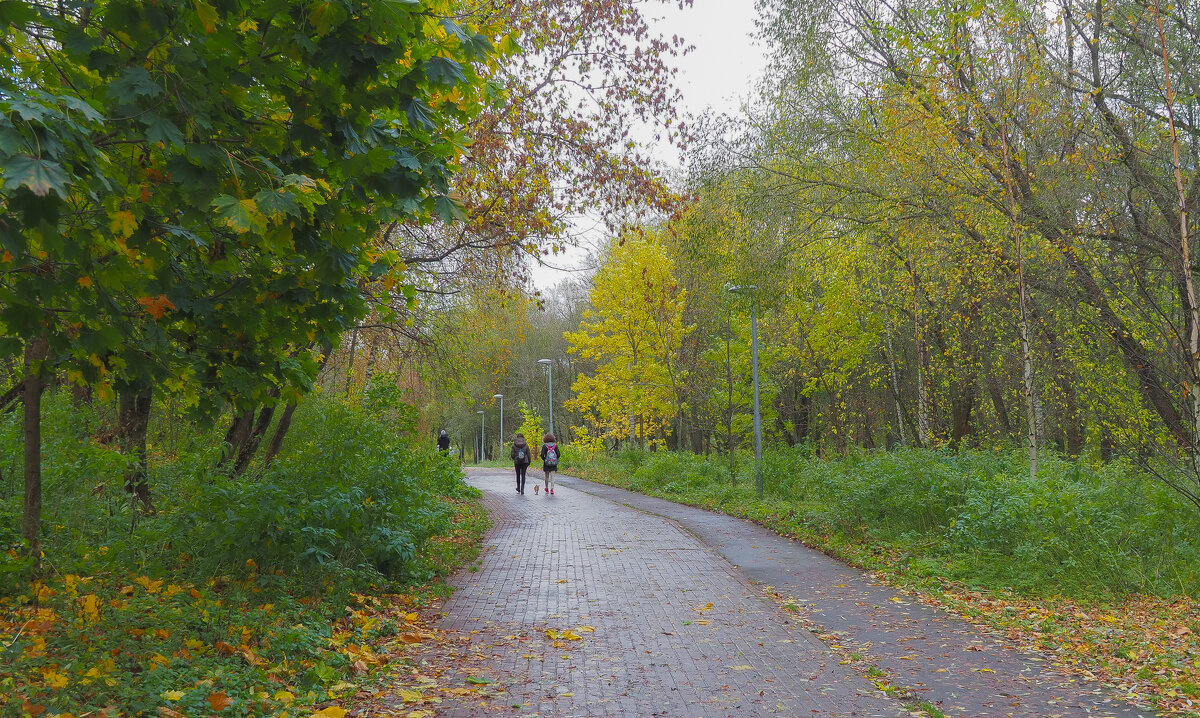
[494,393,504,448]
[477,410,485,464]
[750,295,763,498]
[538,359,554,436]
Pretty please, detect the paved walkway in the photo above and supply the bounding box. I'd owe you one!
[430,469,1154,718]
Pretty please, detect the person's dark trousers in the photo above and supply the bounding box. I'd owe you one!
[515,464,527,493]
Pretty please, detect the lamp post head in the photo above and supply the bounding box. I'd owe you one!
[476,410,484,415]
[537,359,552,366]
[493,393,503,399]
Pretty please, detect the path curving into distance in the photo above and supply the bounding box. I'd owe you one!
[429,469,1153,718]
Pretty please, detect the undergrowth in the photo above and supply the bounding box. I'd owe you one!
[0,385,485,717]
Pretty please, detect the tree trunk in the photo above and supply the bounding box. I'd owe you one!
[344,328,360,398]
[262,402,297,467]
[1001,119,1039,479]
[949,379,976,450]
[1153,0,1200,478]
[880,307,909,446]
[232,399,278,477]
[71,382,92,408]
[118,385,154,515]
[910,266,932,447]
[22,338,47,575]
[219,408,255,468]
[985,369,1012,435]
[1,379,25,413]
[261,341,334,468]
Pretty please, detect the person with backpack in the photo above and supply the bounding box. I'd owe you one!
[540,432,560,495]
[510,432,532,495]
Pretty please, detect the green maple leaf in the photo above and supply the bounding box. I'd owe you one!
[254,188,301,221]
[143,114,185,148]
[404,97,435,130]
[433,194,466,224]
[424,57,466,87]
[109,66,163,102]
[3,154,68,196]
[212,195,267,234]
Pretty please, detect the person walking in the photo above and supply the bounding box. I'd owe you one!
[510,432,532,495]
[436,429,450,453]
[540,432,560,496]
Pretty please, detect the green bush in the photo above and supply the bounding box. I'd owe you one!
[0,390,475,594]
[172,399,469,588]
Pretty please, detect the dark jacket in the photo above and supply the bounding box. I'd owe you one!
[541,442,560,468]
[436,433,450,451]
[510,439,532,466]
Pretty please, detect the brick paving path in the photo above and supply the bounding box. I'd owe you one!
[553,475,1156,718]
[431,470,1154,718]
[434,469,907,717]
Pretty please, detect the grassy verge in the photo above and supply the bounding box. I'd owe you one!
[561,447,1200,716]
[0,392,490,718]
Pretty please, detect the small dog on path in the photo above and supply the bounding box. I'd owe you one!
[533,483,540,495]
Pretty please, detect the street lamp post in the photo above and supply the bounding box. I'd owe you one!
[476,409,485,464]
[727,284,763,498]
[493,393,504,450]
[537,359,554,436]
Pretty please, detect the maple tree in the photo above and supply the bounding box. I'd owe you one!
[0,0,497,552]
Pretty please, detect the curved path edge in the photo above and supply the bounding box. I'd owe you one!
[555,472,1158,718]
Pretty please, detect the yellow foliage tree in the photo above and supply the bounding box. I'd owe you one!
[566,232,692,447]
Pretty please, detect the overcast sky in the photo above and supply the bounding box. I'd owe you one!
[529,0,767,291]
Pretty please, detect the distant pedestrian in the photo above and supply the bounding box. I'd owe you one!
[510,432,532,495]
[436,429,450,453]
[540,432,560,496]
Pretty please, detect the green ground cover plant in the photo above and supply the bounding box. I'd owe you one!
[0,391,487,717]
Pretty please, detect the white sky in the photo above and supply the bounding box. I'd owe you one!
[530,0,768,292]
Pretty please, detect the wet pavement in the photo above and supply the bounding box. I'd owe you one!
[430,469,1154,718]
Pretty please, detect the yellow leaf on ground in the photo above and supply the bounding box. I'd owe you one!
[80,594,100,620]
[135,576,164,593]
[561,630,582,641]
[576,626,595,632]
[730,665,753,670]
[162,690,186,700]
[404,612,419,622]
[310,708,347,718]
[273,690,295,703]
[42,670,68,689]
[399,689,422,702]
[695,620,711,625]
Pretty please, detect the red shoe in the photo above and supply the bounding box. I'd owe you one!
[550,488,554,495]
